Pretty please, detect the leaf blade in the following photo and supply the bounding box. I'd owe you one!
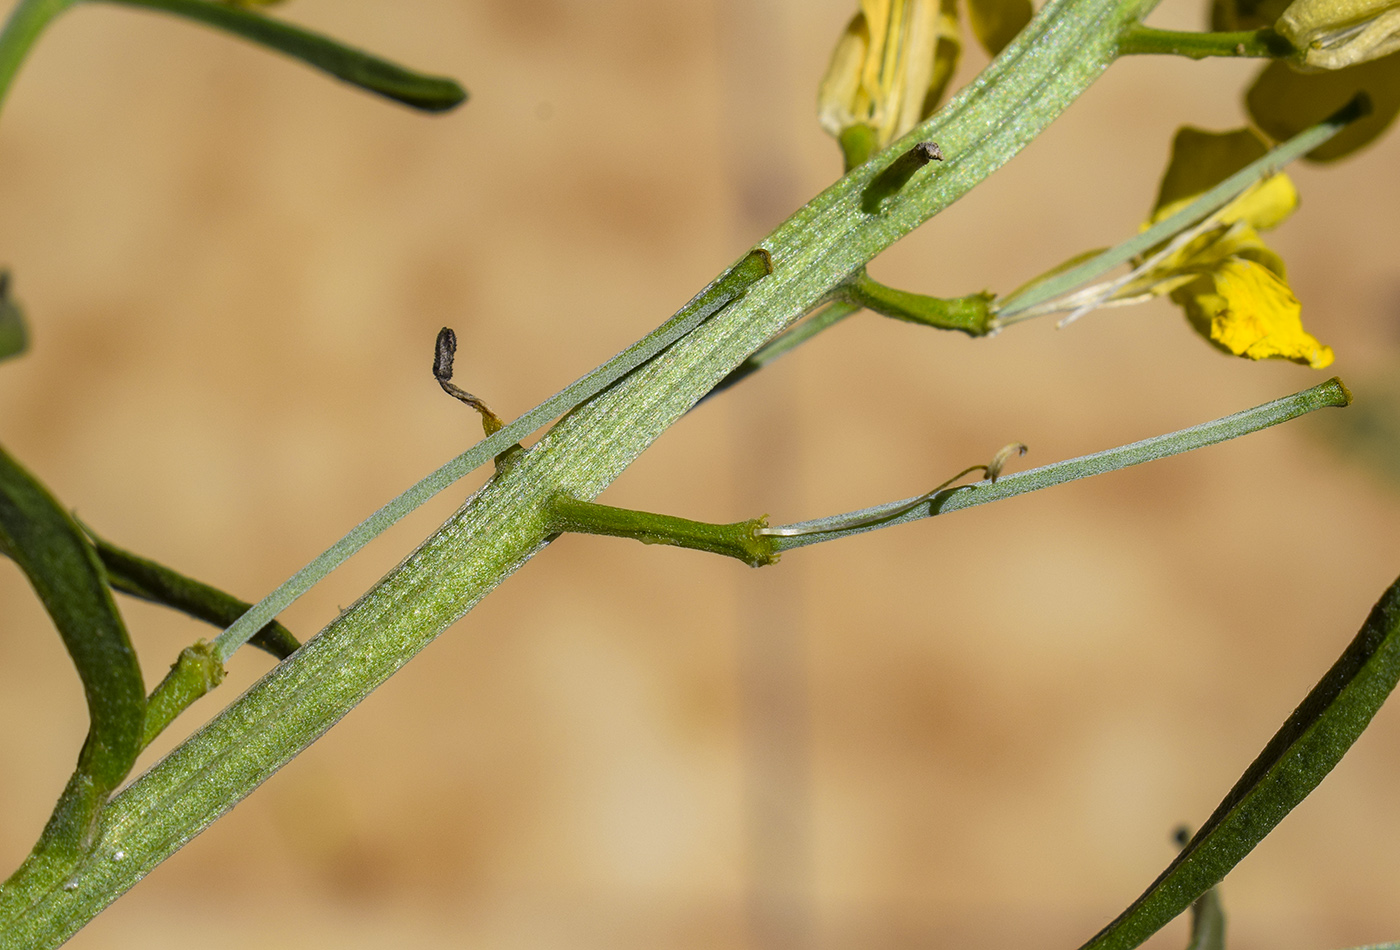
[97,0,467,112]
[0,271,28,363]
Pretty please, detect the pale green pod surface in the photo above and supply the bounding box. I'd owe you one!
[1278,0,1400,66]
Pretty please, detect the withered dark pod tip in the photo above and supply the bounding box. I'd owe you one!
[434,327,457,381]
[862,141,944,213]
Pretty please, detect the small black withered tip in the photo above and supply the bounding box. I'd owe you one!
[862,141,945,213]
[912,141,943,163]
[434,327,457,382]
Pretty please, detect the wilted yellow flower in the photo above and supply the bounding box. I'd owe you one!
[817,0,1033,168]
[818,0,958,167]
[994,127,1333,369]
[1132,128,1333,368]
[1276,0,1400,67]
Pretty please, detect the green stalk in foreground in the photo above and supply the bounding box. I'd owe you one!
[1082,569,1400,950]
[0,0,1163,939]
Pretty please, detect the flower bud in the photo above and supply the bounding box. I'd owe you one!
[1277,0,1400,68]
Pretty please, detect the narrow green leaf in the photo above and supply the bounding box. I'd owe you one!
[85,527,299,659]
[1079,572,1400,950]
[94,0,466,112]
[0,445,144,853]
[770,378,1350,551]
[0,271,28,363]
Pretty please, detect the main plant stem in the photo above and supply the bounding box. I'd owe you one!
[0,0,1159,940]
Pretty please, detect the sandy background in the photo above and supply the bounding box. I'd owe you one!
[1,0,1399,947]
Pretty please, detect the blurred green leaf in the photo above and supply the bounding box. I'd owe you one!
[1079,573,1400,950]
[1247,55,1400,161]
[1210,0,1289,31]
[86,527,299,660]
[0,445,144,852]
[101,0,467,112]
[969,0,1033,55]
[0,271,28,363]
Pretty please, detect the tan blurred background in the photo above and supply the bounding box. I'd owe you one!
[1,0,1399,947]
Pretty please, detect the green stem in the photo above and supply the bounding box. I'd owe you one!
[0,0,1165,938]
[839,270,994,336]
[705,300,861,399]
[141,641,223,749]
[544,494,776,567]
[0,0,76,120]
[210,249,772,663]
[1116,24,1294,58]
[768,378,1350,552]
[1184,885,1226,950]
[90,0,465,111]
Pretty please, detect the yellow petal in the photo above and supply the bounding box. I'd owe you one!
[923,0,964,118]
[1171,222,1289,278]
[1148,127,1299,231]
[1170,258,1334,368]
[818,13,873,138]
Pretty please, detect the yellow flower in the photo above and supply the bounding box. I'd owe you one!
[817,0,1030,167]
[1277,0,1400,68]
[1132,128,1334,369]
[818,0,955,163]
